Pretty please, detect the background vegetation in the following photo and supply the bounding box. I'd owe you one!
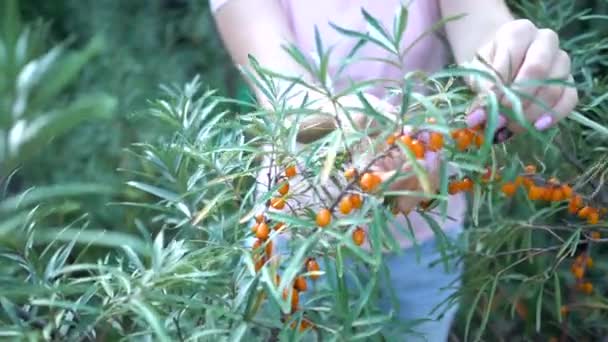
[2,0,608,340]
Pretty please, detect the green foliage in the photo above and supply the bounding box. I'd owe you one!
[1,1,608,341]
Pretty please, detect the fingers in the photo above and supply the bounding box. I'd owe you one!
[547,75,578,125]
[491,20,537,86]
[510,29,561,116]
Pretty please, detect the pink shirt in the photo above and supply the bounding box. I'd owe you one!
[212,0,466,246]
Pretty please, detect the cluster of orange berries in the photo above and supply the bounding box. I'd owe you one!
[451,126,485,151]
[570,253,594,295]
[385,131,441,159]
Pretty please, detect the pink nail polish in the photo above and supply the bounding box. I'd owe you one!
[466,108,486,128]
[534,114,553,131]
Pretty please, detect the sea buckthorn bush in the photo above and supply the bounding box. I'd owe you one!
[1,1,608,341]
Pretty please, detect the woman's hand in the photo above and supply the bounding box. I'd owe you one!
[463,19,579,137]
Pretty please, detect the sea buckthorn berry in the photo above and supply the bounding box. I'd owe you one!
[571,265,584,279]
[316,208,332,227]
[271,197,286,210]
[274,222,285,231]
[560,305,569,317]
[252,238,263,250]
[360,172,381,192]
[282,288,299,311]
[399,134,413,146]
[588,211,600,225]
[255,214,265,223]
[569,195,583,214]
[275,274,281,285]
[428,132,444,151]
[291,319,313,332]
[255,256,266,271]
[278,181,289,196]
[386,134,397,145]
[561,185,573,198]
[542,186,553,202]
[448,181,461,195]
[578,206,593,219]
[455,130,473,151]
[481,168,501,183]
[344,168,357,181]
[339,196,353,215]
[294,276,307,292]
[528,186,544,201]
[521,177,534,189]
[350,194,363,209]
[251,223,260,234]
[410,139,425,159]
[265,240,273,257]
[353,227,366,246]
[515,300,528,320]
[501,182,517,197]
[591,231,601,240]
[426,117,437,124]
[580,282,593,295]
[461,177,474,192]
[256,222,270,240]
[285,165,297,178]
[586,256,593,268]
[550,188,564,202]
[306,258,321,280]
[514,176,524,187]
[524,165,537,174]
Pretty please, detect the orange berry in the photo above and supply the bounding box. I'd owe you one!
[306,258,321,280]
[588,211,600,225]
[339,196,353,215]
[455,130,473,151]
[360,172,381,192]
[522,177,534,189]
[586,256,593,268]
[561,185,573,198]
[481,168,501,183]
[560,305,569,317]
[581,282,593,295]
[256,222,270,240]
[501,182,517,197]
[294,276,307,292]
[571,265,584,279]
[448,181,461,195]
[578,206,593,219]
[271,197,286,210]
[550,188,564,202]
[251,223,260,234]
[591,231,601,240]
[410,139,425,159]
[265,239,273,257]
[344,168,357,181]
[316,208,331,227]
[399,134,413,146]
[252,238,263,250]
[352,227,366,246]
[428,132,444,151]
[285,165,297,178]
[461,177,474,192]
[274,222,285,231]
[386,134,397,145]
[528,186,544,201]
[514,176,524,187]
[426,117,437,124]
[275,274,281,285]
[514,300,528,320]
[524,165,537,174]
[291,319,313,332]
[568,195,583,214]
[282,288,299,311]
[474,133,484,148]
[255,256,266,271]
[255,214,265,223]
[350,194,363,209]
[541,187,553,201]
[451,128,463,139]
[278,181,289,196]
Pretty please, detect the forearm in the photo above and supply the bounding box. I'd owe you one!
[439,0,515,64]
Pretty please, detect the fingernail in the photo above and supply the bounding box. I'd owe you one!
[466,108,486,128]
[417,131,430,143]
[534,114,553,131]
[493,128,513,144]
